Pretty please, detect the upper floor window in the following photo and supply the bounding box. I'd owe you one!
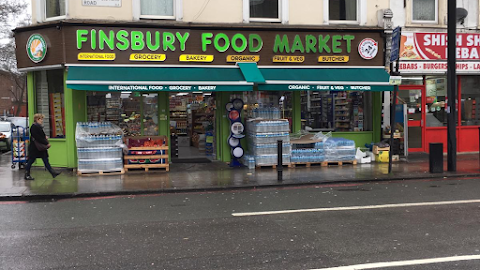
[45,0,66,20]
[329,0,357,21]
[249,0,281,22]
[412,0,438,23]
[141,0,175,19]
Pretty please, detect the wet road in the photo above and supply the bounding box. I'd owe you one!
[1,177,480,269]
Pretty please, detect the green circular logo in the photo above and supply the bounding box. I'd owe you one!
[26,34,47,63]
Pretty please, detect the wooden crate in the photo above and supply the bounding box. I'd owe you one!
[125,145,169,172]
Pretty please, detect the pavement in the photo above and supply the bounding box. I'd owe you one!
[1,151,480,200]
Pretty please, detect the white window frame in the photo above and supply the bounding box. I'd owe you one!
[134,0,182,21]
[43,0,67,22]
[323,0,365,25]
[411,0,438,24]
[243,0,288,24]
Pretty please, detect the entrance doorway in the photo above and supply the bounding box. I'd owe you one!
[398,85,426,152]
[169,92,216,162]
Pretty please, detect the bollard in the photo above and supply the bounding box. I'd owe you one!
[277,140,283,182]
[429,143,443,173]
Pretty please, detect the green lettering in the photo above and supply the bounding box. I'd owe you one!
[131,31,145,50]
[249,34,263,53]
[99,30,115,50]
[318,35,331,53]
[91,29,97,50]
[163,32,176,51]
[332,35,342,53]
[305,35,317,53]
[77,30,88,50]
[273,34,290,53]
[214,33,230,53]
[146,31,160,51]
[290,35,305,53]
[176,32,190,52]
[231,34,247,53]
[343,35,355,53]
[116,30,129,51]
[202,33,213,52]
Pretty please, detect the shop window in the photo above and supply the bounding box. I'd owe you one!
[329,0,357,21]
[87,92,159,137]
[302,91,371,132]
[425,76,449,127]
[401,77,424,86]
[140,0,175,19]
[249,0,281,22]
[45,0,66,20]
[143,94,159,136]
[460,76,480,126]
[34,70,65,138]
[412,0,438,23]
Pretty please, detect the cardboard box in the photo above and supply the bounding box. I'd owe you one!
[373,145,390,155]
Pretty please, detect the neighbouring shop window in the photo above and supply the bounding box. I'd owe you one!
[425,76,448,127]
[45,0,66,20]
[301,91,371,132]
[329,0,357,21]
[141,0,175,19]
[34,70,65,138]
[460,76,480,126]
[249,0,280,21]
[412,0,437,23]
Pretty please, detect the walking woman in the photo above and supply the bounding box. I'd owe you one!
[24,114,60,180]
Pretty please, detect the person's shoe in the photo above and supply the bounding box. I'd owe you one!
[51,171,61,178]
[24,173,34,181]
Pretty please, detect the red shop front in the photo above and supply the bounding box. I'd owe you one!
[397,32,480,153]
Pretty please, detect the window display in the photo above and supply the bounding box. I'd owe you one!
[35,69,65,138]
[425,76,449,127]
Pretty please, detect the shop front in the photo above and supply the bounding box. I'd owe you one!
[398,32,480,153]
[15,21,391,168]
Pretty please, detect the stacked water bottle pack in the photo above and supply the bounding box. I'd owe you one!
[290,134,356,163]
[323,137,356,161]
[75,122,124,174]
[246,119,291,166]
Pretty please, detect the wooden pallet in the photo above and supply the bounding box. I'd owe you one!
[77,169,125,176]
[290,162,324,168]
[321,160,357,167]
[256,164,293,169]
[124,164,170,172]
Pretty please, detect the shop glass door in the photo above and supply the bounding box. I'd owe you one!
[398,86,425,152]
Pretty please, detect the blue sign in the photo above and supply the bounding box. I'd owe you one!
[390,27,402,62]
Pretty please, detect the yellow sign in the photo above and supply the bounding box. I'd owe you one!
[272,55,305,63]
[179,54,214,62]
[130,53,166,61]
[226,55,260,62]
[78,53,116,61]
[318,55,350,63]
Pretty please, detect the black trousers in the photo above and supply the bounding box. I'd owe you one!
[25,156,55,175]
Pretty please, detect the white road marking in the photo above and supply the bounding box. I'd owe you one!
[310,255,480,269]
[232,199,480,217]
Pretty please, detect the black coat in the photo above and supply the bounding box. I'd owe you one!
[28,123,49,159]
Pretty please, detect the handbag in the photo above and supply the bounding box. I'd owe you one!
[33,138,50,151]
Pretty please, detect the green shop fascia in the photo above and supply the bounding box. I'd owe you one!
[14,21,392,168]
